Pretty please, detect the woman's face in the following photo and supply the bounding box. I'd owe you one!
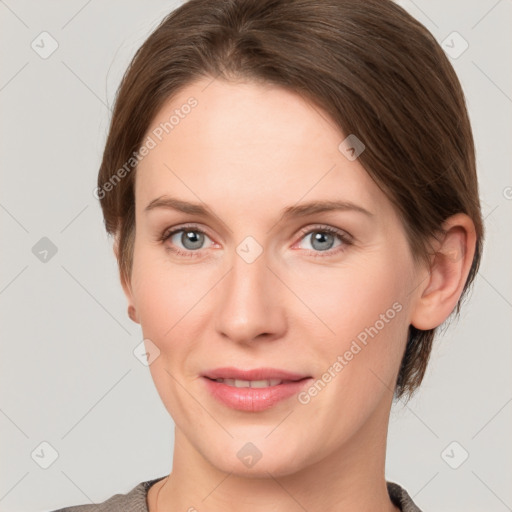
[126,78,426,476]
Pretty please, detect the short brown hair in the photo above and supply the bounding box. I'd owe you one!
[97,0,484,401]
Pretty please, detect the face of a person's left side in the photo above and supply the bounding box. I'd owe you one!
[123,77,425,477]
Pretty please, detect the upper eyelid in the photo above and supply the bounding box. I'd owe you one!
[297,224,350,238]
[163,223,214,240]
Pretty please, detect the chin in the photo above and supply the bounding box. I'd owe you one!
[203,437,309,478]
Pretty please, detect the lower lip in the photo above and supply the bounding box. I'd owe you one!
[202,377,312,412]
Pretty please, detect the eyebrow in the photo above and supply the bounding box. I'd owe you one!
[144,195,374,218]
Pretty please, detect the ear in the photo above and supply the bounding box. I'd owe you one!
[113,235,140,324]
[410,213,477,330]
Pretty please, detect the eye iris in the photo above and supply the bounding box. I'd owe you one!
[181,230,204,250]
[311,231,334,251]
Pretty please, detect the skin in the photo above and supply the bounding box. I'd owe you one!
[116,77,476,512]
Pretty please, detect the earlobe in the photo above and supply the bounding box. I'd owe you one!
[123,281,140,324]
[410,213,477,331]
[127,304,140,323]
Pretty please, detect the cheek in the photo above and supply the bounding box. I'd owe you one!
[291,262,410,440]
[130,247,223,382]
[289,251,411,387]
[131,246,205,333]
[293,255,408,336]
[130,249,215,417]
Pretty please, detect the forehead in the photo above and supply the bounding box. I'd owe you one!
[135,78,389,217]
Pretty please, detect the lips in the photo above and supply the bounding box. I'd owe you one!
[201,367,312,412]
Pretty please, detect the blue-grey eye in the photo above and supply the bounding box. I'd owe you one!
[173,230,206,250]
[309,231,336,251]
[297,228,344,252]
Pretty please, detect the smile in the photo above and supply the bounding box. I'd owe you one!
[211,378,284,388]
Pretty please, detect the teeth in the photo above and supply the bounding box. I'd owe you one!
[214,378,283,388]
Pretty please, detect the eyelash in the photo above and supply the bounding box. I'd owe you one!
[159,223,352,259]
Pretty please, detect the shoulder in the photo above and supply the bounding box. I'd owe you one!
[387,481,423,512]
[49,476,166,512]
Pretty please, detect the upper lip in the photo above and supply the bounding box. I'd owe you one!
[202,367,310,382]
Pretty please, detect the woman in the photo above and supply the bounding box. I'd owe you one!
[53,0,484,510]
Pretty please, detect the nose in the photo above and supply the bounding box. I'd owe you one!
[214,245,287,345]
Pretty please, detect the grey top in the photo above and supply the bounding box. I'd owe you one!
[50,477,422,511]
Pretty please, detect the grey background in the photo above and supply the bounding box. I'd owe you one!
[1,1,511,511]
